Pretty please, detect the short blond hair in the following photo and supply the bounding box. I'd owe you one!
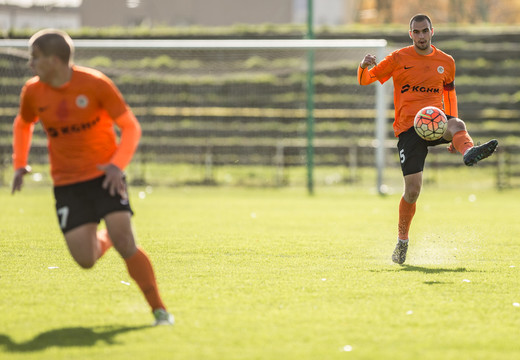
[29,29,74,64]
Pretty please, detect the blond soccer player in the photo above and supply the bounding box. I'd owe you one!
[12,29,174,325]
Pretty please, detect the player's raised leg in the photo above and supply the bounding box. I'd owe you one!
[445,117,498,166]
[105,211,174,326]
[463,139,498,166]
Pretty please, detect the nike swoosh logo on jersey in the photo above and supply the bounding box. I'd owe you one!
[38,106,49,112]
[404,66,414,70]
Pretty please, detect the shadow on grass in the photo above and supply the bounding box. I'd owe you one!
[0,325,149,353]
[399,265,468,273]
[423,281,451,285]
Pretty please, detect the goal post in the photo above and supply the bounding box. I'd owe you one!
[0,38,389,191]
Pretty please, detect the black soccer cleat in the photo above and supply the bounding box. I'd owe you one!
[463,139,498,166]
[392,240,408,265]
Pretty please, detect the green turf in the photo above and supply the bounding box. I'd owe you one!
[1,177,520,360]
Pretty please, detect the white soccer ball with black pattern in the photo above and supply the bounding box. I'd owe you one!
[414,106,448,141]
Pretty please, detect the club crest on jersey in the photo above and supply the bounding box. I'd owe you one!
[76,95,88,108]
[437,66,444,74]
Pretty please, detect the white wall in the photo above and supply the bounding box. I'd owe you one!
[0,8,80,30]
[292,0,352,26]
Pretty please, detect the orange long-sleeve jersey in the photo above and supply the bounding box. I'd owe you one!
[13,65,141,186]
[358,45,458,137]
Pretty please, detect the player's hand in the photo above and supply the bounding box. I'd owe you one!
[360,54,377,69]
[447,143,457,153]
[11,166,31,194]
[97,163,128,199]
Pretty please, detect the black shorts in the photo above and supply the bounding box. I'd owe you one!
[397,123,452,176]
[53,175,133,234]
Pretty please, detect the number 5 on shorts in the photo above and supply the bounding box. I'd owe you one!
[57,206,69,229]
[400,149,406,164]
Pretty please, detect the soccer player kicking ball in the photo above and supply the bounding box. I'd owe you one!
[11,29,174,325]
[357,14,498,265]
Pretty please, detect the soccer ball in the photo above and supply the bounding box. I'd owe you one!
[413,106,448,141]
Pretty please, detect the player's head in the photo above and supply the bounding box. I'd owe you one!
[28,29,74,83]
[409,14,434,53]
[29,29,74,64]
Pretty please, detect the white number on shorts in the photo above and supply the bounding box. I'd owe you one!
[400,149,406,164]
[57,206,70,229]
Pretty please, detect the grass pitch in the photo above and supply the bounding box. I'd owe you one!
[1,177,520,360]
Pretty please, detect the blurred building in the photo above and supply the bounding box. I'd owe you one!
[0,0,519,31]
[0,0,359,30]
[79,0,355,27]
[0,4,80,30]
[358,0,520,24]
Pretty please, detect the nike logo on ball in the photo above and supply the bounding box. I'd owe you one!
[404,66,414,70]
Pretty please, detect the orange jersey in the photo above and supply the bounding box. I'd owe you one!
[15,65,140,186]
[358,45,457,137]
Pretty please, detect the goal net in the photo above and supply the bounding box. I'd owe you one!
[0,39,390,190]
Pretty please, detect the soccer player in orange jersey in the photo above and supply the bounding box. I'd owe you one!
[11,29,174,325]
[357,14,498,265]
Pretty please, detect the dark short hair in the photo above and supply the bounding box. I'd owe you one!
[409,14,433,30]
[29,29,74,64]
